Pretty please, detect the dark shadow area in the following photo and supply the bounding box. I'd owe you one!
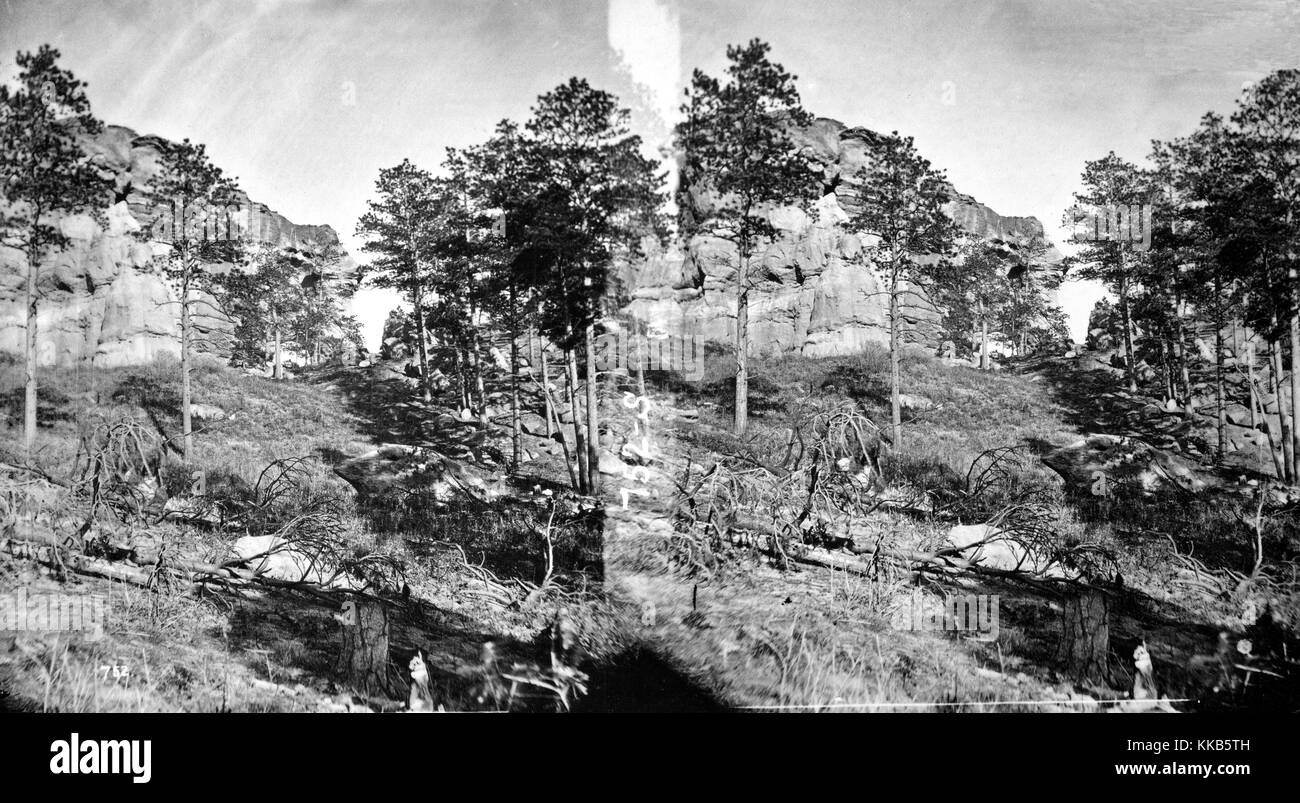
[573,646,726,712]
[308,363,604,584]
[393,498,605,585]
[219,584,543,709]
[1037,359,1216,460]
[314,445,350,466]
[0,385,73,427]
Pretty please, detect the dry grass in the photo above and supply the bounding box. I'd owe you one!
[1,355,630,713]
[611,345,1299,711]
[3,344,1296,712]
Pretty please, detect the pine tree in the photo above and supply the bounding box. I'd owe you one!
[846,132,958,447]
[151,139,243,462]
[0,45,111,456]
[526,77,664,492]
[461,121,538,471]
[1067,153,1152,395]
[675,39,816,435]
[356,160,441,402]
[1232,70,1300,480]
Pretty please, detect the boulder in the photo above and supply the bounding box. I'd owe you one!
[599,451,632,477]
[518,412,549,436]
[944,523,1071,578]
[898,393,935,412]
[229,534,363,589]
[1077,351,1121,374]
[1040,433,1219,496]
[189,403,226,422]
[1225,404,1253,427]
[334,444,505,505]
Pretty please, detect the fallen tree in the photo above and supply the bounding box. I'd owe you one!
[724,511,1103,597]
[0,526,375,604]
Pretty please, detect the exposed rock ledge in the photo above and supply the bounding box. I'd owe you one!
[616,117,1061,359]
[0,124,356,369]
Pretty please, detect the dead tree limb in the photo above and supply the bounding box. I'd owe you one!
[725,513,1090,596]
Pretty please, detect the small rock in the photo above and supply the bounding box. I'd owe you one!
[189,403,226,421]
[898,393,934,412]
[598,451,631,477]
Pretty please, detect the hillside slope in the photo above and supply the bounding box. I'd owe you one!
[2,347,1296,712]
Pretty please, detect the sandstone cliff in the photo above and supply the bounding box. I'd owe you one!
[0,124,356,369]
[617,117,1060,358]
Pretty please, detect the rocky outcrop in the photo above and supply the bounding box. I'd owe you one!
[1042,434,1216,496]
[617,117,1060,358]
[334,444,507,506]
[0,124,356,369]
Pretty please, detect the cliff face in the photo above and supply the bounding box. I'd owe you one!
[0,124,356,369]
[617,117,1059,358]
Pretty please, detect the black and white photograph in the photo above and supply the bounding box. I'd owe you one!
[0,0,1296,757]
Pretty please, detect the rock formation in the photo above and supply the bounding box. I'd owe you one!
[0,124,356,369]
[616,117,1060,359]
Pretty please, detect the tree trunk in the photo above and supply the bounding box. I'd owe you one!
[469,333,487,425]
[1215,322,1226,458]
[1118,271,1137,393]
[1271,341,1294,483]
[1170,335,1180,402]
[272,314,283,381]
[337,598,393,698]
[181,274,193,463]
[461,347,470,411]
[412,290,432,403]
[979,305,989,370]
[509,304,521,470]
[1174,318,1192,416]
[1056,588,1111,686]
[539,335,554,439]
[22,243,38,456]
[564,348,588,494]
[584,324,601,495]
[1249,347,1284,479]
[538,343,578,491]
[1289,313,1300,482]
[1009,283,1020,358]
[889,275,902,447]
[735,285,750,435]
[1245,336,1257,430]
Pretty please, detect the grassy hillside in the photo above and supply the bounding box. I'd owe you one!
[0,354,625,712]
[600,345,1299,711]
[2,346,1296,712]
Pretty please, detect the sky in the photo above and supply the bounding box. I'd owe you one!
[2,0,1298,346]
